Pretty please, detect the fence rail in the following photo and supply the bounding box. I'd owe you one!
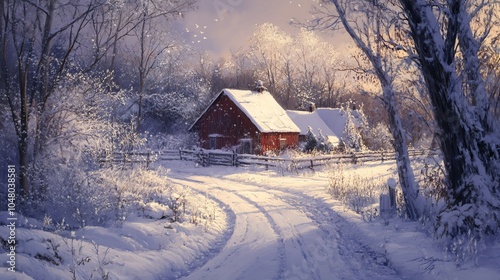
[100,148,439,171]
[99,151,158,168]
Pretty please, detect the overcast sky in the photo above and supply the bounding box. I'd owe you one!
[177,0,348,57]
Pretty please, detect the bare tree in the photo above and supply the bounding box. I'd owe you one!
[293,29,337,109]
[250,23,293,105]
[1,0,103,197]
[397,0,499,236]
[120,0,196,132]
[249,24,342,109]
[313,0,421,219]
[480,33,500,119]
[0,0,197,197]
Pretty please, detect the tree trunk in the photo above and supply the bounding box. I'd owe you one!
[110,11,123,73]
[136,9,147,133]
[383,86,420,220]
[19,65,30,196]
[457,3,491,130]
[137,76,144,133]
[326,0,421,220]
[399,0,499,235]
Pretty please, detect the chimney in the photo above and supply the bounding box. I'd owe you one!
[309,102,316,112]
[255,80,266,93]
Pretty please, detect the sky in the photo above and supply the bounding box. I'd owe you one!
[177,0,347,57]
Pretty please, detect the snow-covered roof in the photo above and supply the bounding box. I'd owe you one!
[191,89,300,133]
[286,110,341,146]
[315,108,348,138]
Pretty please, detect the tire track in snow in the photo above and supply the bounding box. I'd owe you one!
[219,176,401,280]
[179,174,342,279]
[168,170,399,279]
[219,188,326,280]
[166,177,237,279]
[169,176,285,280]
[281,192,397,279]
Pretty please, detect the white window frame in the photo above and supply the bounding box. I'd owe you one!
[279,138,287,149]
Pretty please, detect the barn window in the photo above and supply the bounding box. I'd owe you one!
[239,138,252,154]
[279,138,287,149]
[209,134,222,150]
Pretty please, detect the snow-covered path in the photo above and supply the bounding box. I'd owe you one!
[169,170,400,280]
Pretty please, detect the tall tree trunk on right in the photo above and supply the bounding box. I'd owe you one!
[399,0,500,236]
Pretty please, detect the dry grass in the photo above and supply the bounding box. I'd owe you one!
[327,164,387,216]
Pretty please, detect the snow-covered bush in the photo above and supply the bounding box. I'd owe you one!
[98,167,218,226]
[414,157,496,264]
[19,70,207,228]
[302,127,333,153]
[340,101,367,152]
[276,150,302,175]
[316,129,334,153]
[304,126,318,152]
[20,71,133,225]
[15,72,207,228]
[165,185,189,222]
[362,122,394,151]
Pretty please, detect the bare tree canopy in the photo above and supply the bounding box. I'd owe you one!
[0,0,197,197]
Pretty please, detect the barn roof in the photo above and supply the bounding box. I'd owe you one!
[286,109,341,146]
[285,107,363,146]
[315,108,349,138]
[316,108,363,136]
[190,88,300,133]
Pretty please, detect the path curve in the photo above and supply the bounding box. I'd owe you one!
[169,171,400,280]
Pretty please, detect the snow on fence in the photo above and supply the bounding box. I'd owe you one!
[101,149,438,170]
[169,149,437,170]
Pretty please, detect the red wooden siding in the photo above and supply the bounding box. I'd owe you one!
[259,133,298,154]
[193,95,259,151]
[191,93,299,154]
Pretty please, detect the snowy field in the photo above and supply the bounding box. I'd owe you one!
[2,160,500,279]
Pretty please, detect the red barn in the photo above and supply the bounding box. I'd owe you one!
[189,88,300,154]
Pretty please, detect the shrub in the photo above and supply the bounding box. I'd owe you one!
[327,164,386,214]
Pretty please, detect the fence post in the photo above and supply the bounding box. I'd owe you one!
[179,148,182,160]
[379,194,391,224]
[202,150,208,166]
[387,178,397,212]
[380,178,397,224]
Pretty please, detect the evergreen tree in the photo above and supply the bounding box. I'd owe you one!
[316,128,332,152]
[304,126,318,152]
[341,101,365,152]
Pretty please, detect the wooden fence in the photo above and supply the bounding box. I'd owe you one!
[102,149,438,171]
[99,151,158,168]
[158,149,437,169]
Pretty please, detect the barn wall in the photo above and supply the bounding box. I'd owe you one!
[259,132,299,155]
[194,95,260,151]
[192,94,299,154]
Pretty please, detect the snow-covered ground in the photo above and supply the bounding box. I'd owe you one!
[2,160,500,279]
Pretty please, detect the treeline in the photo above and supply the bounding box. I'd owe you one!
[0,0,202,211]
